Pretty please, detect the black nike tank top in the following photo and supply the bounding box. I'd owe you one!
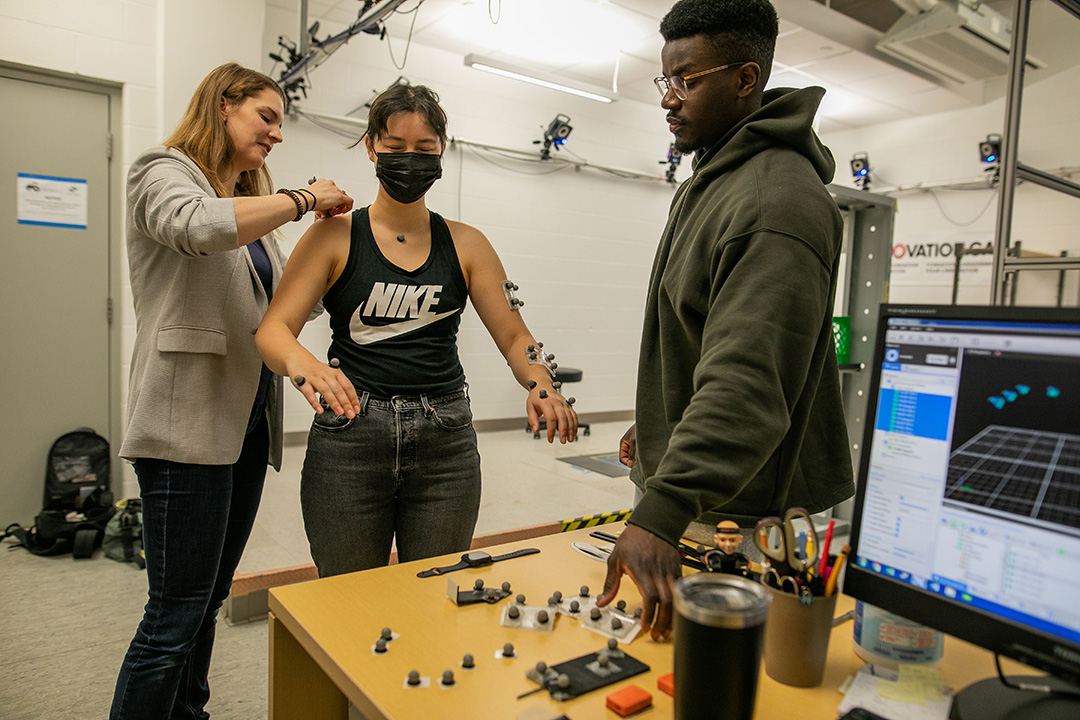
[323,207,468,396]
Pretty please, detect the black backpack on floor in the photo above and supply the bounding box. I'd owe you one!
[2,428,115,558]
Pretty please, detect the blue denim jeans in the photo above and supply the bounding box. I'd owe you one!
[110,415,268,720]
[301,388,481,577]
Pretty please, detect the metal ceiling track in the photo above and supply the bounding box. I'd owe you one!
[991,0,1080,305]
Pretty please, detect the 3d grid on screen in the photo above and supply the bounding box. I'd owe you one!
[944,425,1080,531]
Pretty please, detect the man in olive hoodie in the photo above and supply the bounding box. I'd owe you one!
[599,0,854,639]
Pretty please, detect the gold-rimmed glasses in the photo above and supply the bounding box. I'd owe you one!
[653,61,748,100]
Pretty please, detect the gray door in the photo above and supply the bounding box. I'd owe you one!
[0,73,113,524]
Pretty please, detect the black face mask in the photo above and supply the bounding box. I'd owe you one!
[374,152,443,204]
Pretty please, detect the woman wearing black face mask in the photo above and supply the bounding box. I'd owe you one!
[257,84,578,576]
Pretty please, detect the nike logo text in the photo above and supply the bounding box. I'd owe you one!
[363,282,442,319]
[350,282,457,345]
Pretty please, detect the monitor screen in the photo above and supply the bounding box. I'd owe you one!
[844,304,1080,689]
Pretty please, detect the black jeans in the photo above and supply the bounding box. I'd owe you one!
[110,415,268,720]
[301,388,481,577]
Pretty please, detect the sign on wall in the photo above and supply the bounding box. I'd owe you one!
[16,172,88,229]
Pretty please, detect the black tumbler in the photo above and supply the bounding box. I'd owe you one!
[674,574,771,720]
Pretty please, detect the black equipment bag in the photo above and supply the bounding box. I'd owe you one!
[3,505,114,558]
[1,428,114,558]
[43,428,111,511]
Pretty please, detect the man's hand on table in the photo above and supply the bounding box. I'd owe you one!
[597,524,683,641]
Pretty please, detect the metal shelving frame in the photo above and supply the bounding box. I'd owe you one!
[991,0,1080,304]
[825,185,897,527]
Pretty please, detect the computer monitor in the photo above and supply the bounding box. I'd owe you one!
[844,304,1080,719]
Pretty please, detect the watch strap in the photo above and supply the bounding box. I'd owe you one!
[417,547,540,578]
[490,547,540,563]
[417,559,469,578]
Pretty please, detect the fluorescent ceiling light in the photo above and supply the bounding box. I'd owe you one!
[464,54,615,104]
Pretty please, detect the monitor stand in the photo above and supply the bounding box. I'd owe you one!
[950,676,1080,720]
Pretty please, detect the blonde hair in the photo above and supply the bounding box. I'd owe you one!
[165,63,287,198]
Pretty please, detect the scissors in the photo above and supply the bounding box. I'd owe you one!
[753,507,819,591]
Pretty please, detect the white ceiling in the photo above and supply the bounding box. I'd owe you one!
[268,0,1080,133]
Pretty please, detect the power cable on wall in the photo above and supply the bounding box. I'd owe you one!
[386,0,424,70]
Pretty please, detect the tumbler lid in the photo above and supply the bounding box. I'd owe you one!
[675,574,770,629]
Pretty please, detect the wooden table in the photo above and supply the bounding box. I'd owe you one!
[268,524,1028,719]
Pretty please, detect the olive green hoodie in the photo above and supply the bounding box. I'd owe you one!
[629,86,854,546]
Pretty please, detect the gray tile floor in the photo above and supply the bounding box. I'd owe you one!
[0,421,636,720]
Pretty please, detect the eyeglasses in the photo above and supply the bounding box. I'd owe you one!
[653,61,748,101]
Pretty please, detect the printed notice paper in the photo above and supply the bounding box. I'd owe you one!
[17,173,88,229]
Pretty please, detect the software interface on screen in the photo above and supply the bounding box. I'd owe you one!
[855,315,1080,647]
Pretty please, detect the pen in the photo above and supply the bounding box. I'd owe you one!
[817,519,835,577]
[824,544,849,596]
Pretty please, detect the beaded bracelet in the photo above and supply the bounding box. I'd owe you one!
[276,188,304,222]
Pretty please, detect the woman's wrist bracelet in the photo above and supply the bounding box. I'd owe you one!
[297,188,317,214]
[275,188,305,222]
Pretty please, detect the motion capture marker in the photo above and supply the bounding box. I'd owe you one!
[569,600,580,613]
[1048,386,1061,398]
[1016,384,1030,395]
[598,652,611,668]
[502,643,516,658]
[557,674,570,689]
[537,342,544,348]
[374,637,388,653]
[567,397,576,406]
[607,638,619,651]
[611,617,623,631]
[527,380,537,390]
[486,588,498,600]
[552,590,563,602]
[590,608,602,621]
[461,653,475,669]
[633,608,642,619]
[527,344,535,352]
[548,596,559,606]
[501,581,511,592]
[537,610,550,624]
[329,358,340,368]
[539,389,548,399]
[553,382,563,389]
[548,354,555,360]
[1003,389,1018,402]
[474,578,485,590]
[988,396,1006,410]
[407,670,421,686]
[516,594,526,604]
[580,585,590,598]
[396,233,405,243]
[616,600,626,612]
[508,605,521,620]
[551,362,559,370]
[381,627,393,641]
[308,176,317,184]
[293,375,306,387]
[441,670,455,686]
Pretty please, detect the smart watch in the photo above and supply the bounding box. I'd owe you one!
[416,548,540,578]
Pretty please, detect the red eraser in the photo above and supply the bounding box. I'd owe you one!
[606,684,653,717]
[657,672,674,697]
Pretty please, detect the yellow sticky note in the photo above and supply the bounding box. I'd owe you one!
[877,677,927,705]
[901,663,944,701]
[877,663,945,705]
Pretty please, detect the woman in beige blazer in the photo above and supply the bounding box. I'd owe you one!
[110,63,351,720]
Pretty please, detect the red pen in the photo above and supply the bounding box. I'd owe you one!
[817,519,835,579]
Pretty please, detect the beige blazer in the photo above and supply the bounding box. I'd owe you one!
[120,146,284,469]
